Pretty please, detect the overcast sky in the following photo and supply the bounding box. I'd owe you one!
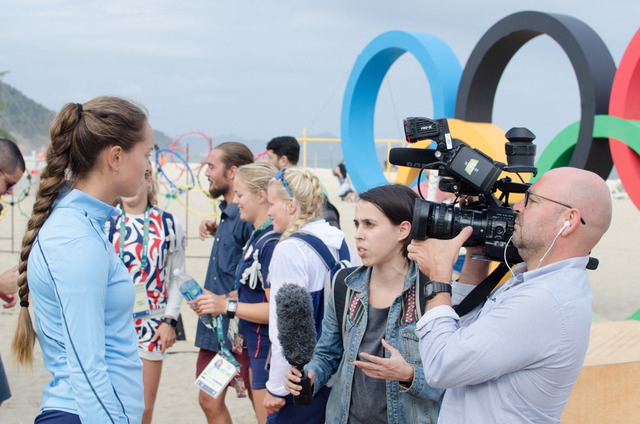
[1,0,638,157]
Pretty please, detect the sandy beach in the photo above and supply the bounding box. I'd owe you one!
[0,167,638,423]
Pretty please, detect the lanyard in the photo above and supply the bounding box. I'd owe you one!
[119,206,151,282]
[214,315,239,367]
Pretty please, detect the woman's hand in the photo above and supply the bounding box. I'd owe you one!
[151,320,177,353]
[354,339,414,384]
[284,366,315,396]
[263,392,286,414]
[187,289,227,317]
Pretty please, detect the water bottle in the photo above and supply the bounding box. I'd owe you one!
[175,269,214,329]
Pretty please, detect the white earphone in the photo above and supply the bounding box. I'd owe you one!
[563,220,570,229]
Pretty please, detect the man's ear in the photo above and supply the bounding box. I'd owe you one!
[226,165,238,180]
[279,155,290,169]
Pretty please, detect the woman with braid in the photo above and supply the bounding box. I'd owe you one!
[12,96,153,424]
[263,167,357,423]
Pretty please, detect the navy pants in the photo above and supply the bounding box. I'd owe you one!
[35,410,81,423]
[266,386,330,424]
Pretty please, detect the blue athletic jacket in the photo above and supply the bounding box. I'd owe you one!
[28,188,143,423]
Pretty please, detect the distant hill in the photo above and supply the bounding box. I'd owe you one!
[0,79,389,168]
[0,79,173,155]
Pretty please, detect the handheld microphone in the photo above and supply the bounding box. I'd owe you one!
[276,283,317,406]
[388,147,439,169]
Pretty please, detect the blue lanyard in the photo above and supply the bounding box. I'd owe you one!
[119,206,150,282]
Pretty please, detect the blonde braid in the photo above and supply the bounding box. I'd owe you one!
[277,168,325,239]
[13,103,77,368]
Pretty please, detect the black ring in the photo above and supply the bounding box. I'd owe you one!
[454,11,616,179]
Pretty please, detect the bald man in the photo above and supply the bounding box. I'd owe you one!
[407,167,612,423]
[0,138,25,300]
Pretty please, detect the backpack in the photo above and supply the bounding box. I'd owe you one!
[332,267,428,338]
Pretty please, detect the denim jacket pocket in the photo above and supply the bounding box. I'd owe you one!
[400,326,421,365]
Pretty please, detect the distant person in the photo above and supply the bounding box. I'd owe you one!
[263,167,357,423]
[266,136,300,169]
[408,167,612,422]
[191,162,280,424]
[284,184,444,423]
[334,159,357,202]
[0,137,25,407]
[332,159,347,185]
[106,169,185,424]
[193,142,254,424]
[13,97,151,423]
[265,136,341,228]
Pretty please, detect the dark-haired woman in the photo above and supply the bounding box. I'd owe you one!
[13,97,152,423]
[285,184,444,424]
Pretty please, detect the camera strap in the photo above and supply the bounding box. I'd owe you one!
[453,262,510,317]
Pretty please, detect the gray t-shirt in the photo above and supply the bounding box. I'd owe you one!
[348,303,390,424]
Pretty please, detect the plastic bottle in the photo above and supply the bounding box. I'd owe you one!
[175,269,214,329]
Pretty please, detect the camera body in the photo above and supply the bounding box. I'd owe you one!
[392,117,537,263]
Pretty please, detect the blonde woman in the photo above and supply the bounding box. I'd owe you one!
[263,167,356,423]
[13,97,152,423]
[191,162,279,424]
[106,169,185,424]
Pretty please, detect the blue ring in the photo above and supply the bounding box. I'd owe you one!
[155,148,196,191]
[340,30,462,192]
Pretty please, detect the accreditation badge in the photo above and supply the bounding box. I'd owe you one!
[132,282,150,318]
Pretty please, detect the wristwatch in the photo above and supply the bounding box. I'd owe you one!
[226,300,238,319]
[162,317,178,328]
[424,281,452,300]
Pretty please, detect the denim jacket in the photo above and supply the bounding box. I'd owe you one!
[306,262,444,424]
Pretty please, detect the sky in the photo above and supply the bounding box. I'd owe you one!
[0,0,639,161]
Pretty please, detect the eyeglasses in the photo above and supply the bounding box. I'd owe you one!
[0,168,19,193]
[275,168,293,198]
[524,190,586,225]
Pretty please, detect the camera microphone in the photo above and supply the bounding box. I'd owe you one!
[388,147,439,169]
[275,283,317,406]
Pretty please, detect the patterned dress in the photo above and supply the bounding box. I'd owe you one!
[106,205,185,359]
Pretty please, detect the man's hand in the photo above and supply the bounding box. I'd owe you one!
[150,320,177,354]
[407,226,473,283]
[354,339,414,384]
[263,391,286,414]
[0,265,19,295]
[0,293,16,308]
[199,220,218,241]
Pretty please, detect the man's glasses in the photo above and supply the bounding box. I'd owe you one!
[524,190,586,225]
[275,168,294,198]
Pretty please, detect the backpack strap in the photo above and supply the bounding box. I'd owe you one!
[332,267,357,340]
[289,232,335,270]
[289,232,350,270]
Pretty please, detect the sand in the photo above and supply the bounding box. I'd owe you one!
[0,167,638,423]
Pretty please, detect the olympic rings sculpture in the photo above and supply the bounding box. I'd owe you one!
[341,10,640,210]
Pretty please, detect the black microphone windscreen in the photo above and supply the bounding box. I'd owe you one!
[388,147,438,168]
[276,283,317,367]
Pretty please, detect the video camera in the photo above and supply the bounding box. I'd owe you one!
[389,117,537,263]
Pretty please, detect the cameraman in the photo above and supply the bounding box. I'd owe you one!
[407,167,612,423]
